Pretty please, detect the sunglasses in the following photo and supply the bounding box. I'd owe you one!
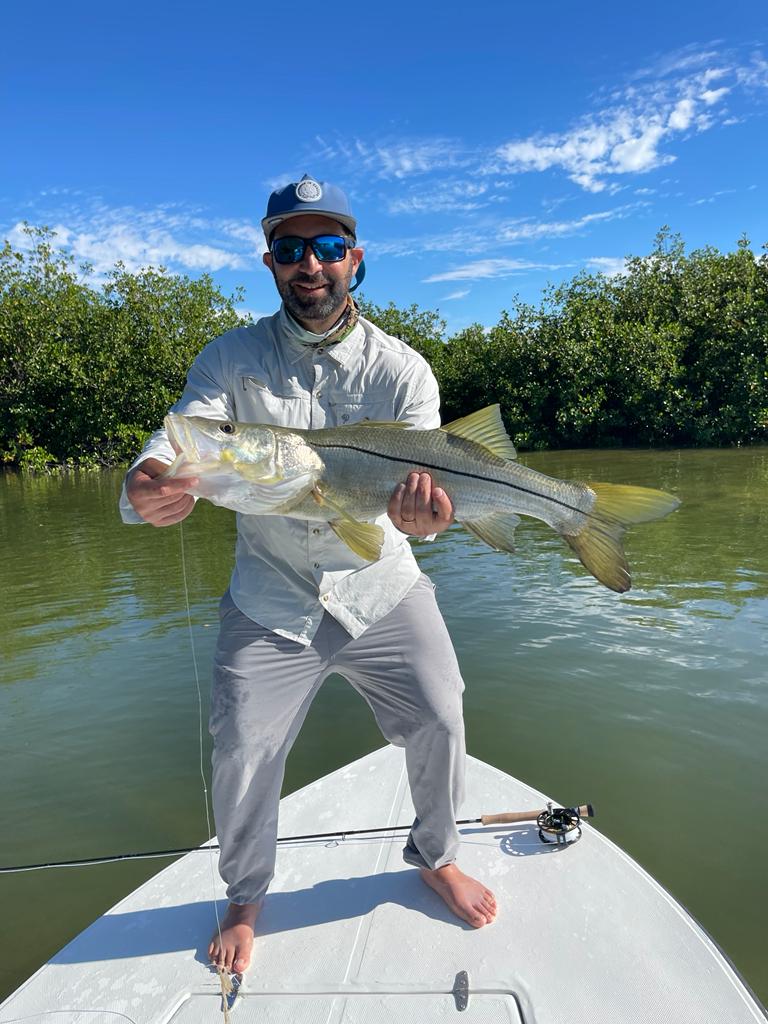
[270,234,354,265]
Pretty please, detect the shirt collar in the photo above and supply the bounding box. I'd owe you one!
[320,321,365,364]
[278,304,364,365]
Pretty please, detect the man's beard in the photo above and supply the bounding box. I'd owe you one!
[276,268,352,324]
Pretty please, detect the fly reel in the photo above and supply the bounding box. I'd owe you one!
[537,801,594,845]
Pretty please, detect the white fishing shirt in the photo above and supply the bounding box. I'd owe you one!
[119,310,441,645]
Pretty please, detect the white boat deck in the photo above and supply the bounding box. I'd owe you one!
[1,745,764,1023]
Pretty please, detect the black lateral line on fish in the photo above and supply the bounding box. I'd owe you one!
[310,441,599,521]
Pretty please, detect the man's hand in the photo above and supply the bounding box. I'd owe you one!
[126,458,199,527]
[387,472,454,536]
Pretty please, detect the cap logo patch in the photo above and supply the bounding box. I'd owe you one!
[296,178,322,202]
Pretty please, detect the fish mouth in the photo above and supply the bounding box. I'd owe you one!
[164,413,226,466]
[165,414,199,460]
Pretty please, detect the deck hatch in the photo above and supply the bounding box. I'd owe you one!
[167,992,523,1023]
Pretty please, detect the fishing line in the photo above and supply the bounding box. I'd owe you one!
[0,1012,142,1024]
[178,521,227,982]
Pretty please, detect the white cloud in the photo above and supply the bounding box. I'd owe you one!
[219,220,269,255]
[493,47,756,192]
[701,86,730,105]
[586,256,628,277]
[631,47,725,81]
[499,205,639,242]
[614,123,670,170]
[365,205,637,262]
[363,226,481,259]
[262,171,305,191]
[281,46,768,229]
[320,137,470,180]
[495,110,678,192]
[88,230,240,272]
[690,188,738,206]
[388,180,488,214]
[735,52,768,89]
[4,196,258,278]
[300,47,764,209]
[71,225,244,275]
[424,259,565,283]
[440,289,470,300]
[668,98,695,130]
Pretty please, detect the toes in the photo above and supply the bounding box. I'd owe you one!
[234,956,247,973]
[472,898,496,926]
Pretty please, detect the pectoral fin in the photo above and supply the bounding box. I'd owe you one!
[462,512,521,553]
[313,483,385,561]
[329,519,385,561]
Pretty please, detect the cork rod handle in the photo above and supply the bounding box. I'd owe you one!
[480,804,593,826]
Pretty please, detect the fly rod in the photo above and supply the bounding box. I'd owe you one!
[0,802,594,873]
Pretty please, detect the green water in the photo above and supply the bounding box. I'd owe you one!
[1,448,766,1004]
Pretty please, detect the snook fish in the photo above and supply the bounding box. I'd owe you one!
[163,405,679,593]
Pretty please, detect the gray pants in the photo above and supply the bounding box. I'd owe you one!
[209,574,466,905]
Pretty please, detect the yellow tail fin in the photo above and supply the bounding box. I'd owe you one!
[563,483,680,593]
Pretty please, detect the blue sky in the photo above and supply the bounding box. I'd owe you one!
[3,1,767,335]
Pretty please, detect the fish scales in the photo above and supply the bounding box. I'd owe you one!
[303,425,593,530]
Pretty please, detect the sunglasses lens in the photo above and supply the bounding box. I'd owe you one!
[312,236,347,262]
[271,235,349,264]
[272,237,305,264]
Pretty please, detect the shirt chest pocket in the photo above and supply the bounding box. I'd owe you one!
[236,374,310,427]
[325,390,396,426]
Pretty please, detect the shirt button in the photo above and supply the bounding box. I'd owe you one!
[312,528,321,535]
[313,562,320,569]
[316,391,323,399]
[321,594,329,602]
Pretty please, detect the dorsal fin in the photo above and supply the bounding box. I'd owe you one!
[441,405,517,461]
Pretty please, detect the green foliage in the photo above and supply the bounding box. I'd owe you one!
[1,225,245,469]
[2,225,767,467]
[364,228,768,450]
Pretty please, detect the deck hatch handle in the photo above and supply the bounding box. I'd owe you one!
[452,970,469,1011]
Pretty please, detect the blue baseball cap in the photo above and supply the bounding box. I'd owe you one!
[262,174,357,241]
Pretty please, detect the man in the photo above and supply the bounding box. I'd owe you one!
[121,175,497,975]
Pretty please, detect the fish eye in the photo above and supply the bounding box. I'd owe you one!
[219,422,235,435]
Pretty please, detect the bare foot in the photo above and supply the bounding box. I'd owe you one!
[420,863,497,928]
[208,901,262,974]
